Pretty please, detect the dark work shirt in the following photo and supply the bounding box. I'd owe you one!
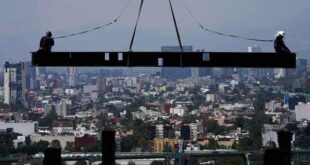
[274,36,291,54]
[40,36,54,51]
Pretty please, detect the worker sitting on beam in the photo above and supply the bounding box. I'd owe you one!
[274,31,291,55]
[37,31,54,54]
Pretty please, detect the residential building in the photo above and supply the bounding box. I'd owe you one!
[153,138,178,152]
[3,62,23,104]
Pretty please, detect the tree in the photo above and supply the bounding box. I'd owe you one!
[285,123,298,132]
[38,110,58,128]
[206,119,225,135]
[121,135,136,152]
[238,137,258,151]
[205,139,219,150]
[127,160,136,165]
[51,139,62,148]
[150,160,165,165]
[74,160,87,165]
[65,141,76,152]
[304,123,310,135]
[36,140,50,151]
[0,143,12,157]
[297,136,310,148]
[13,140,50,155]
[0,102,9,109]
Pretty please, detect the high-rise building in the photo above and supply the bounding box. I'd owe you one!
[161,46,192,80]
[180,125,190,140]
[297,58,307,75]
[275,68,286,78]
[191,67,199,85]
[22,62,36,91]
[3,62,23,105]
[55,99,72,117]
[163,125,175,138]
[189,123,198,141]
[35,67,46,81]
[97,69,107,93]
[156,124,164,139]
[288,95,306,110]
[68,67,77,87]
[34,67,46,90]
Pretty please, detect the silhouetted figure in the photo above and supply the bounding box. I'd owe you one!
[102,129,116,165]
[264,130,292,165]
[43,148,61,165]
[38,31,54,54]
[274,31,291,55]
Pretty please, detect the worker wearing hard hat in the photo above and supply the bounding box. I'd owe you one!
[274,31,291,55]
[38,31,55,53]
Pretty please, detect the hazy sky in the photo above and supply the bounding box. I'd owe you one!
[0,0,309,64]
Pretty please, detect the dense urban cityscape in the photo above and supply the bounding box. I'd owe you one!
[0,46,309,164]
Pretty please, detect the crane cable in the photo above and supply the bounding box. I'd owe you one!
[168,0,184,52]
[54,0,134,39]
[179,0,274,42]
[129,0,144,51]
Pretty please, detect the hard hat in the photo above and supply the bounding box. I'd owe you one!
[276,31,285,37]
[46,31,52,37]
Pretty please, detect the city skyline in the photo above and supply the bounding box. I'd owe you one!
[0,0,310,65]
[1,1,310,164]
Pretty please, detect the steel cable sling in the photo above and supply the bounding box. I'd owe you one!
[179,0,273,42]
[54,0,133,39]
[129,0,185,51]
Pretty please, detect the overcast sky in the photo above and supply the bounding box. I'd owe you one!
[0,0,309,65]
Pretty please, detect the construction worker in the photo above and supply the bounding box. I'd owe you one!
[38,31,54,53]
[274,31,291,55]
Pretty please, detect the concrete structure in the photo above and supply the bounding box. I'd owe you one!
[55,99,72,117]
[169,105,185,117]
[83,84,98,101]
[265,100,282,112]
[13,136,26,148]
[206,94,215,102]
[216,136,238,148]
[295,103,310,121]
[0,122,38,136]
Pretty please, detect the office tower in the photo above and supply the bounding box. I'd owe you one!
[191,67,199,85]
[22,62,36,91]
[296,58,307,75]
[97,69,107,94]
[161,46,192,80]
[35,67,46,81]
[3,62,23,105]
[68,67,77,87]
